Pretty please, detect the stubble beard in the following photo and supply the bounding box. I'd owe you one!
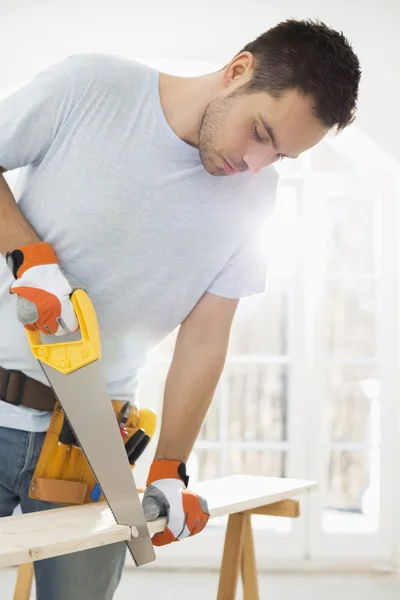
[198,94,237,176]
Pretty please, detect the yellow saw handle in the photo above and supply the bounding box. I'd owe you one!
[26,289,101,374]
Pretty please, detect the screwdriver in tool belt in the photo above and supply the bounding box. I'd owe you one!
[118,401,130,439]
[90,402,131,501]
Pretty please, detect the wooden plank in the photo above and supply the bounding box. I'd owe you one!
[217,513,245,600]
[196,476,316,519]
[0,503,133,568]
[241,514,259,600]
[0,475,317,568]
[248,499,300,518]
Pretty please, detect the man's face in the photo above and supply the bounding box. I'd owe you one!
[198,87,329,176]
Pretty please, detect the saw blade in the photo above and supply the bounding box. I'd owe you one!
[38,359,155,567]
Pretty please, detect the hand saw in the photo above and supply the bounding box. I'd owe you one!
[25,288,156,567]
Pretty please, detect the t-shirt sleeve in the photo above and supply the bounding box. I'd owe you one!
[0,57,80,171]
[207,220,270,299]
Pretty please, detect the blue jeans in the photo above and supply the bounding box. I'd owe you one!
[0,425,126,600]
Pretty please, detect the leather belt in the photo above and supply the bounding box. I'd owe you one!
[0,367,56,412]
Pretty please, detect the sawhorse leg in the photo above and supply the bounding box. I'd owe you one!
[217,499,300,600]
[14,562,34,600]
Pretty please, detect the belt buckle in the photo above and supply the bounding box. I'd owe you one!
[2,370,26,405]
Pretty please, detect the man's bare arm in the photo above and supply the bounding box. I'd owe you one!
[154,292,239,463]
[0,167,41,256]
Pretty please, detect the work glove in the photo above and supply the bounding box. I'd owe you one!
[142,459,210,547]
[6,241,79,336]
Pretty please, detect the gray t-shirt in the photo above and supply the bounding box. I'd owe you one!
[0,54,279,432]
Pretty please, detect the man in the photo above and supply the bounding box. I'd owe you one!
[0,18,360,600]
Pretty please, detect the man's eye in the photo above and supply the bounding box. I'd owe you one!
[253,126,265,142]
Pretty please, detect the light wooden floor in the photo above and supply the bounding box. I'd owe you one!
[1,567,399,600]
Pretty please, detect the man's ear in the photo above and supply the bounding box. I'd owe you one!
[222,52,255,90]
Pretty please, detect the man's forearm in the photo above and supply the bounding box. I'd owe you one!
[154,329,229,464]
[0,171,41,255]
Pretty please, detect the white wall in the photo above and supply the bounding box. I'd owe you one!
[1,0,399,165]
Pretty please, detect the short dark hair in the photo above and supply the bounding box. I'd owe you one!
[237,19,361,132]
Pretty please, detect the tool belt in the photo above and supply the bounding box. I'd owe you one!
[29,399,157,505]
[0,368,156,506]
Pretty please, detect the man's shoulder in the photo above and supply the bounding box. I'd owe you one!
[253,165,280,190]
[55,53,152,89]
[242,167,280,240]
[63,52,145,69]
[239,165,280,217]
[236,164,280,195]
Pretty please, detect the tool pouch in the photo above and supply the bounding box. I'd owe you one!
[29,400,157,506]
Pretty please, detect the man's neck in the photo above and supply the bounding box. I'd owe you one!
[158,71,221,148]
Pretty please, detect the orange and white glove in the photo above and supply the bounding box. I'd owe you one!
[6,241,79,336]
[142,459,210,547]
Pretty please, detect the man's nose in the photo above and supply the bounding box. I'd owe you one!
[244,150,279,173]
